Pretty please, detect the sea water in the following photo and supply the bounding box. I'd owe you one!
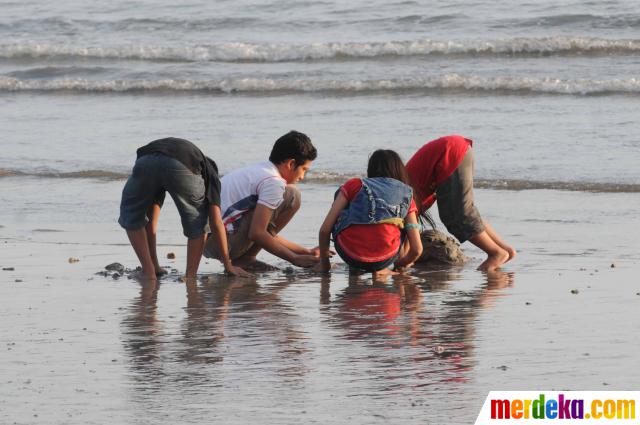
[1,1,640,424]
[1,0,639,185]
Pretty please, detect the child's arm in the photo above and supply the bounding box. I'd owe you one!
[316,192,349,272]
[208,205,253,277]
[249,204,318,267]
[394,211,423,270]
[273,234,317,256]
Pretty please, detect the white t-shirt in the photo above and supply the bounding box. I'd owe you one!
[220,161,286,233]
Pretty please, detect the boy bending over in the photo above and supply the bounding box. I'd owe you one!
[407,135,516,271]
[118,137,250,280]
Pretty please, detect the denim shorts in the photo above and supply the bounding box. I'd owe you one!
[334,237,399,272]
[118,153,208,238]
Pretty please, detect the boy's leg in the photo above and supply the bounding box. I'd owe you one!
[469,230,509,272]
[145,203,166,276]
[436,148,510,270]
[482,220,516,262]
[233,185,301,265]
[203,209,253,260]
[119,155,164,279]
[270,185,302,233]
[186,234,206,278]
[126,228,157,279]
[162,157,209,278]
[232,237,265,267]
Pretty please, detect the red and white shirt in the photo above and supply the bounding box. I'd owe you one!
[220,161,286,232]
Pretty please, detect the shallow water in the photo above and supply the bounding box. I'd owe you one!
[1,0,640,423]
[1,92,639,186]
[1,0,639,186]
[1,183,639,424]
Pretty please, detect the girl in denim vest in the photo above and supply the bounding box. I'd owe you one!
[316,150,423,277]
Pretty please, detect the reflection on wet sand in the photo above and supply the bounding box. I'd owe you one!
[120,274,312,395]
[121,279,162,369]
[119,266,514,415]
[321,266,515,385]
[180,276,311,376]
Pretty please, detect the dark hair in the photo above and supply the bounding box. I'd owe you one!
[367,149,410,184]
[269,131,317,166]
[368,149,437,230]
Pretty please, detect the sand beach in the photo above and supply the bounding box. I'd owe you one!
[2,180,639,424]
[2,0,640,422]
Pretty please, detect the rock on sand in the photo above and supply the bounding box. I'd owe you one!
[417,230,468,265]
[105,262,125,274]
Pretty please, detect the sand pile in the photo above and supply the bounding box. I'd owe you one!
[418,229,468,265]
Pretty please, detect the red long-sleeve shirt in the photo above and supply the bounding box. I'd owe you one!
[406,135,472,210]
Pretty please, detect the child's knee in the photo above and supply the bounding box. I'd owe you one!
[282,185,302,212]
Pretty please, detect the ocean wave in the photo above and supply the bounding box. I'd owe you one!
[1,75,639,96]
[7,65,112,79]
[472,179,640,193]
[309,176,640,193]
[2,13,638,34]
[1,37,639,62]
[0,16,262,33]
[1,168,638,192]
[0,169,128,180]
[508,13,640,29]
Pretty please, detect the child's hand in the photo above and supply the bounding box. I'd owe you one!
[225,265,254,278]
[394,262,414,273]
[308,246,335,257]
[313,262,332,273]
[292,254,320,268]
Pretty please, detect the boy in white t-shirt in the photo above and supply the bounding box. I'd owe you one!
[204,131,320,269]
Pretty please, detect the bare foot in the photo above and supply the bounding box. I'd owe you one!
[372,268,398,279]
[155,267,168,277]
[477,248,509,272]
[245,260,279,272]
[233,256,279,272]
[180,276,199,285]
[504,246,517,263]
[131,269,159,283]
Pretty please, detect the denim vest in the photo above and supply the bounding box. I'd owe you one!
[332,177,413,238]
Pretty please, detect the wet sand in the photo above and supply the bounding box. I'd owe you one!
[1,181,639,424]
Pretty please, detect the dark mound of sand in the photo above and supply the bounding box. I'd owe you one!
[418,230,468,265]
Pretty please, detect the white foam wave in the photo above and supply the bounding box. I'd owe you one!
[1,37,639,62]
[1,75,639,95]
[2,167,638,192]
